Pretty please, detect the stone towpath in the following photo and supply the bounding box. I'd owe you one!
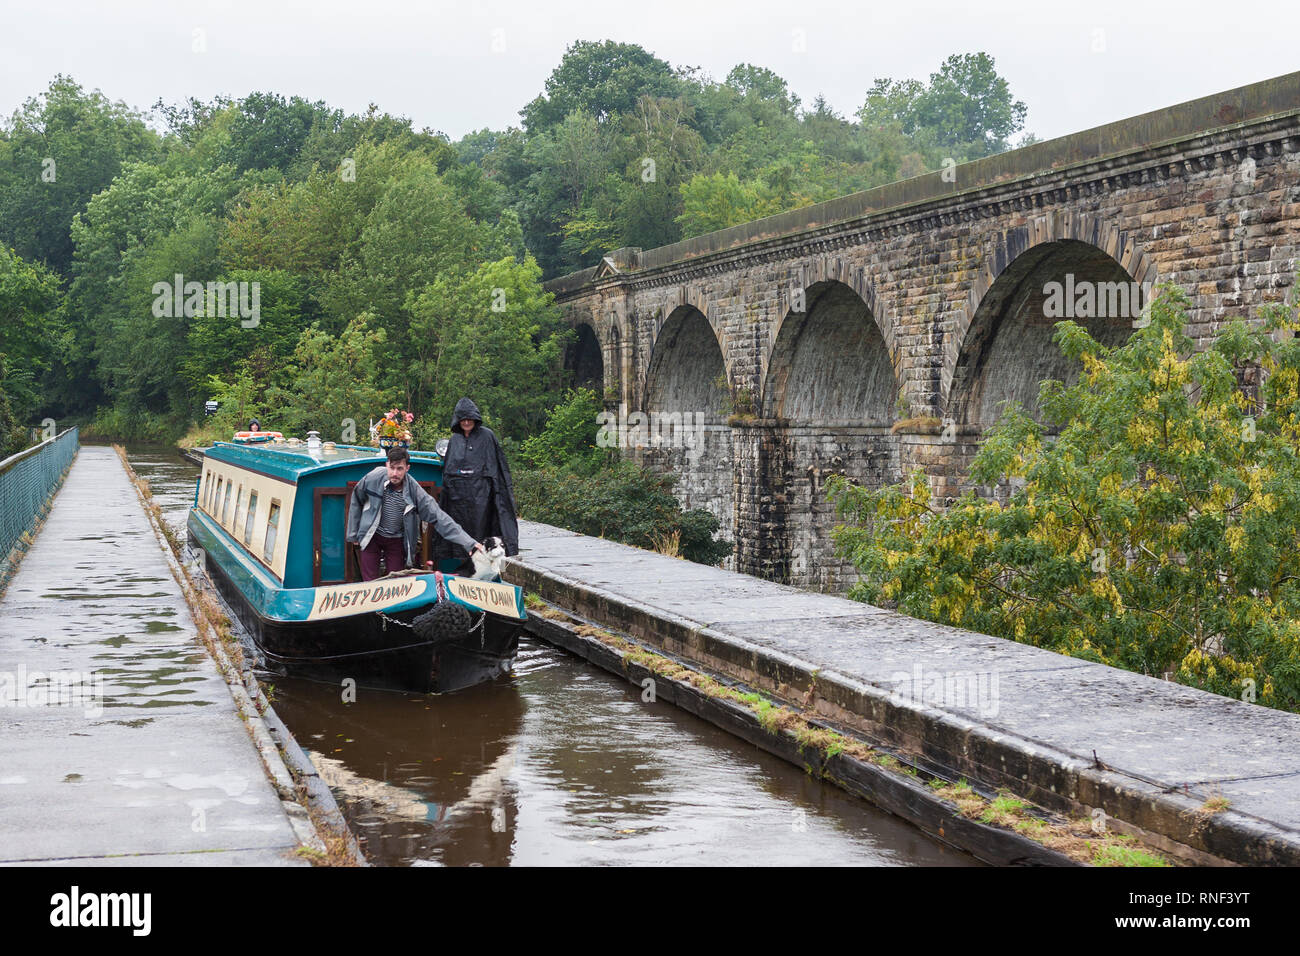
[0,446,304,866]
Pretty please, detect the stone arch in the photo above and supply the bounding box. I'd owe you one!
[644,304,728,418]
[564,322,604,393]
[753,277,903,591]
[762,279,900,425]
[606,322,623,406]
[764,258,899,402]
[941,213,1157,416]
[639,302,735,565]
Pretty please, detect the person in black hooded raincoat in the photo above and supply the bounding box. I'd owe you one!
[436,397,520,560]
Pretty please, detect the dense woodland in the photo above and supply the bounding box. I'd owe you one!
[0,41,1029,453]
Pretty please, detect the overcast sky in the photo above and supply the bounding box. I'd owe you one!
[4,0,1298,144]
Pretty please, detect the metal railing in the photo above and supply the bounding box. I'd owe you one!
[0,427,80,578]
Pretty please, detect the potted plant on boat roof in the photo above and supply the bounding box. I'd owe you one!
[374,408,414,449]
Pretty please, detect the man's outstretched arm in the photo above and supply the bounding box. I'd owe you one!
[412,483,479,555]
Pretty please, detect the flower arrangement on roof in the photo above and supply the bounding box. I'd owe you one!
[374,408,415,447]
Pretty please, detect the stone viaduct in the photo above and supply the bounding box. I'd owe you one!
[544,72,1300,590]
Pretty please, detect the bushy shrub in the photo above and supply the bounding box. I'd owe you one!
[677,507,734,566]
[81,403,187,443]
[828,283,1300,712]
[515,456,732,566]
[517,387,602,469]
[0,366,29,458]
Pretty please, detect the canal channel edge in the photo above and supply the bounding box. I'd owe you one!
[122,447,367,867]
[520,602,1080,866]
[505,557,1278,867]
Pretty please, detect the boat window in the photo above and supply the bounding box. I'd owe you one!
[264,500,281,564]
[244,491,258,546]
[234,484,245,531]
[214,477,223,516]
[205,471,214,509]
[222,481,234,525]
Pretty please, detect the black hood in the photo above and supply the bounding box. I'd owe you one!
[450,397,483,431]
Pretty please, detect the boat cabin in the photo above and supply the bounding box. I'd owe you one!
[194,441,458,588]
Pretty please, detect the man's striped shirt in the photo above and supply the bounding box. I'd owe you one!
[377,482,406,537]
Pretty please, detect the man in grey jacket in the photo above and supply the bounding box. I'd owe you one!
[346,447,483,581]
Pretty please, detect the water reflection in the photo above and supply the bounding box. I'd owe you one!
[271,676,525,866]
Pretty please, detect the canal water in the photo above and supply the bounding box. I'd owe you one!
[127,444,978,867]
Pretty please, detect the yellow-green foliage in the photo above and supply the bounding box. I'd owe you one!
[828,282,1300,712]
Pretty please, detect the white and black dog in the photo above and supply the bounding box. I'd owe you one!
[469,536,508,581]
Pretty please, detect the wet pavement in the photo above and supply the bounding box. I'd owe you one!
[131,446,978,867]
[0,445,304,865]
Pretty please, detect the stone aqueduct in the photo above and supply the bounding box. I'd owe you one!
[544,73,1300,590]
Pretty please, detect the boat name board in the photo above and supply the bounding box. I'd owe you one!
[448,578,525,620]
[310,579,428,620]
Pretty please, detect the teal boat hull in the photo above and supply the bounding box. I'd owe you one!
[188,507,524,694]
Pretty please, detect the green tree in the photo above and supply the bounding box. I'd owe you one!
[558,189,623,261]
[198,366,271,443]
[0,75,160,275]
[181,269,318,398]
[517,387,603,468]
[521,40,687,133]
[263,314,397,440]
[300,103,456,179]
[913,53,1027,156]
[0,245,67,421]
[221,139,425,283]
[95,217,223,414]
[405,256,569,442]
[677,171,774,236]
[514,455,732,566]
[444,160,509,224]
[66,157,247,414]
[151,94,235,147]
[218,92,344,178]
[857,54,1026,162]
[861,54,1026,160]
[0,357,32,458]
[336,161,495,329]
[857,77,927,132]
[518,111,616,274]
[828,283,1300,712]
[610,96,702,251]
[724,63,801,114]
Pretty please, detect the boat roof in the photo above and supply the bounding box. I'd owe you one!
[202,441,443,483]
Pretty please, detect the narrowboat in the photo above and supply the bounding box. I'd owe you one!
[185,435,527,694]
